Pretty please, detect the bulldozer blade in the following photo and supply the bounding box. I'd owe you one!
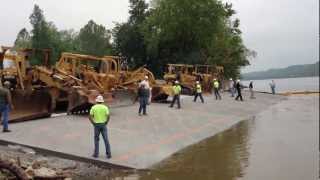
[152,85,173,102]
[108,89,136,108]
[8,89,52,123]
[67,89,136,114]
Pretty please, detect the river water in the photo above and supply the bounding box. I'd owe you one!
[242,76,319,93]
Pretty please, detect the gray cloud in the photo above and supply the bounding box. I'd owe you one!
[227,0,319,72]
[0,0,130,45]
[0,0,318,73]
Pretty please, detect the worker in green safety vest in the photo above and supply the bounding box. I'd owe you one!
[89,95,111,159]
[193,81,204,103]
[169,80,182,109]
[213,79,222,100]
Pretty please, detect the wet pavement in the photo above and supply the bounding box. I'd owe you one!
[112,94,318,180]
[0,92,285,169]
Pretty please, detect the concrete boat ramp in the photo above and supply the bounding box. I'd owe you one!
[0,92,285,169]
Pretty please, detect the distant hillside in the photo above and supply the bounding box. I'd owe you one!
[242,61,319,80]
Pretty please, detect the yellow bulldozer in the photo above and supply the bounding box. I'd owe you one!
[102,56,173,102]
[164,64,224,95]
[0,47,52,122]
[32,53,133,114]
[194,64,224,92]
[33,53,172,114]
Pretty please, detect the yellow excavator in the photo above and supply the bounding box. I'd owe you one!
[0,47,52,122]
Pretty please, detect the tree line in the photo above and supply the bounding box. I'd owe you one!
[13,0,255,78]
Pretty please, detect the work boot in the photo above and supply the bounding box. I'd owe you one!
[107,154,112,159]
[2,129,11,133]
[92,154,98,158]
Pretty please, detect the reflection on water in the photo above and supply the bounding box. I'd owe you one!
[136,119,253,180]
[95,119,254,180]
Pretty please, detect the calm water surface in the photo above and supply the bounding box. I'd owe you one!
[242,76,319,93]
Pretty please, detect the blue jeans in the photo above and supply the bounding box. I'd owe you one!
[93,123,111,156]
[139,97,148,114]
[214,88,221,100]
[271,87,276,94]
[230,87,235,97]
[0,104,9,130]
[170,95,181,108]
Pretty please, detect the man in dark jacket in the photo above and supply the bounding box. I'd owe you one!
[138,84,149,115]
[235,79,243,101]
[249,81,255,99]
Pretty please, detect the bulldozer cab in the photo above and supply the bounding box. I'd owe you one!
[0,46,52,122]
[195,65,213,74]
[56,53,123,76]
[0,47,50,89]
[163,64,197,95]
[165,64,195,83]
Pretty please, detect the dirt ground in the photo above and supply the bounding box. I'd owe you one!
[0,144,133,179]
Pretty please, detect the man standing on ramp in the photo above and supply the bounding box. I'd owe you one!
[0,81,14,133]
[213,79,222,100]
[169,80,182,109]
[89,95,111,159]
[193,81,204,103]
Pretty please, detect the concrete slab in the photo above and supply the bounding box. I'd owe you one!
[0,91,285,169]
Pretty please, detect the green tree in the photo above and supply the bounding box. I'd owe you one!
[205,3,255,78]
[141,0,254,77]
[78,20,112,56]
[14,28,31,49]
[113,0,149,68]
[28,5,83,65]
[29,5,61,64]
[29,5,51,50]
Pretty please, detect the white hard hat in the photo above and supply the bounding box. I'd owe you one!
[95,95,104,103]
[175,80,179,84]
[237,79,240,82]
[144,76,149,79]
[3,81,10,86]
[213,78,217,81]
[229,78,233,81]
[196,81,199,84]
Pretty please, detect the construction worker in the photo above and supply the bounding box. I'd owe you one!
[89,95,111,159]
[169,80,182,109]
[235,79,244,101]
[249,81,255,99]
[140,76,152,104]
[0,81,14,133]
[138,84,148,115]
[213,79,221,100]
[269,80,276,95]
[229,78,235,97]
[193,81,204,103]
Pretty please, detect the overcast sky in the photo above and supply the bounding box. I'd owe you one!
[0,0,318,73]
